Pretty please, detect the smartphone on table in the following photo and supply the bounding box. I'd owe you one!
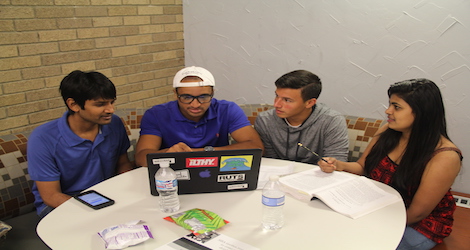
[74,190,115,210]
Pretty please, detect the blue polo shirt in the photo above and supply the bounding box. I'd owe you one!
[28,112,130,214]
[140,98,251,148]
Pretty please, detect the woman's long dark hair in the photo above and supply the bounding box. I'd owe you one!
[364,79,449,197]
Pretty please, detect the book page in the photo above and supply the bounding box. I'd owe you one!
[279,168,356,196]
[257,163,295,190]
[315,176,401,219]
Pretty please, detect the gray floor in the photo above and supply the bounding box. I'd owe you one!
[1,212,51,250]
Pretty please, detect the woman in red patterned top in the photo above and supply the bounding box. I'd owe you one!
[318,79,462,250]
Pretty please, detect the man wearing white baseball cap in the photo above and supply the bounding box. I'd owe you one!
[135,66,264,167]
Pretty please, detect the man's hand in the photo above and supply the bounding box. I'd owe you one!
[167,142,193,152]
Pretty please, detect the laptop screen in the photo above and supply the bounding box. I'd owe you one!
[146,149,262,196]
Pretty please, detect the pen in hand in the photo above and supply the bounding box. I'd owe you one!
[297,142,329,163]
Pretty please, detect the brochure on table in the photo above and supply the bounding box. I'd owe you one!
[155,232,259,250]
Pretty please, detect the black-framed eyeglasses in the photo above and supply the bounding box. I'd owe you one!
[177,94,213,104]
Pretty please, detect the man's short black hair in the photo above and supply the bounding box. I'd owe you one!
[60,70,116,113]
[275,70,322,101]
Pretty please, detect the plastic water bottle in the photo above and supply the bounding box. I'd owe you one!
[155,161,180,213]
[262,175,285,230]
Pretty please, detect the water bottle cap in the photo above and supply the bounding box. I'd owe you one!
[269,175,280,181]
[159,162,170,168]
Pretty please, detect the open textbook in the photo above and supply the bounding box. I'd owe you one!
[279,168,401,219]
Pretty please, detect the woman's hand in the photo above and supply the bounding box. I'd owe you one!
[318,157,338,173]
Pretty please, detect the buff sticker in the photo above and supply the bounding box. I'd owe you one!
[175,169,190,180]
[219,155,253,172]
[186,157,218,168]
[152,158,175,165]
[227,183,248,190]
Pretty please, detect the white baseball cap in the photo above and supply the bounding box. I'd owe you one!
[173,66,215,88]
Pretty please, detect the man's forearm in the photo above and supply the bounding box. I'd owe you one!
[44,193,72,208]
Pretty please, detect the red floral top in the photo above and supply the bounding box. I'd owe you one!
[368,147,462,243]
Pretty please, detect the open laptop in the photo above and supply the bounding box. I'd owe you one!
[147,148,262,196]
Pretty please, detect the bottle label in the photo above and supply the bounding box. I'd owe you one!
[156,179,177,190]
[262,195,285,207]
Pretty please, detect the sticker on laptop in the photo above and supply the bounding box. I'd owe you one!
[217,173,246,182]
[152,158,176,165]
[175,169,190,180]
[186,157,219,168]
[219,155,253,172]
[198,169,212,178]
[227,183,248,190]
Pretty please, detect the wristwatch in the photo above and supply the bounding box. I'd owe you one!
[204,146,215,152]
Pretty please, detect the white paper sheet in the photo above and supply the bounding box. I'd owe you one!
[256,163,295,189]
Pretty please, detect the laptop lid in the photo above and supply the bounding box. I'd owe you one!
[147,148,262,196]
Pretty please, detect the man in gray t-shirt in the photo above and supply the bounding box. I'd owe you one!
[254,70,348,164]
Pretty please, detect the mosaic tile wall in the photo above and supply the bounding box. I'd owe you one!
[344,116,386,161]
[238,104,274,125]
[115,108,147,163]
[0,131,34,219]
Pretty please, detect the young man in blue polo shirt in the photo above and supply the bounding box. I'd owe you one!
[135,66,264,167]
[28,70,133,218]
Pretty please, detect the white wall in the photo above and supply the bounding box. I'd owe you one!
[183,0,470,193]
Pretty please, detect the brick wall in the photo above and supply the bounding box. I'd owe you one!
[0,0,184,135]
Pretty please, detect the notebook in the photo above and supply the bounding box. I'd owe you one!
[147,148,263,196]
